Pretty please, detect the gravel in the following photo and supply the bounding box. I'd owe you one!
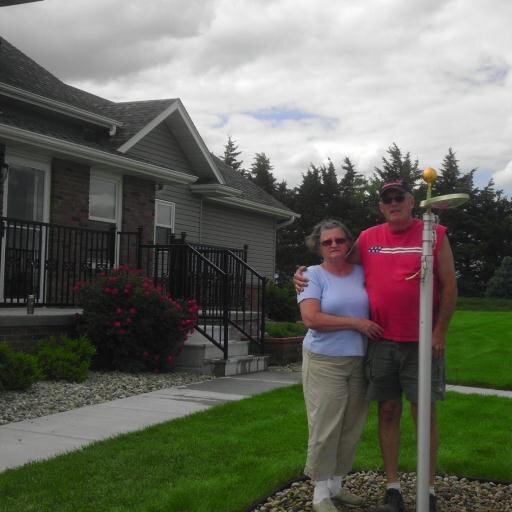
[250,471,512,512]
[0,370,214,425]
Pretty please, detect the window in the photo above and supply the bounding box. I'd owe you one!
[89,172,121,224]
[6,166,45,222]
[155,200,175,243]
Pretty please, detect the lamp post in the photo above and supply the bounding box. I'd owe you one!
[416,168,469,512]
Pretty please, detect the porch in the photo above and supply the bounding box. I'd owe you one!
[0,217,268,371]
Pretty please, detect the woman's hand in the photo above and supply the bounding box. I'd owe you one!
[294,266,308,293]
[355,319,383,340]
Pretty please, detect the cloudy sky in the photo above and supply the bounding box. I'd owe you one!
[1,0,511,194]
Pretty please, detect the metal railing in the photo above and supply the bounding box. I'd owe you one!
[137,241,266,357]
[0,218,267,357]
[0,217,115,306]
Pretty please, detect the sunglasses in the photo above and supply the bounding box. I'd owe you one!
[320,237,348,247]
[381,194,406,205]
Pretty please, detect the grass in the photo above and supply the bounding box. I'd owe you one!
[456,296,512,311]
[446,310,512,390]
[0,385,511,512]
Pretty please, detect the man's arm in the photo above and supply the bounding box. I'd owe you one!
[432,235,457,358]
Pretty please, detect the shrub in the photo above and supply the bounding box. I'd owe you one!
[265,321,307,338]
[75,266,198,373]
[36,335,96,382]
[266,280,299,322]
[0,342,42,392]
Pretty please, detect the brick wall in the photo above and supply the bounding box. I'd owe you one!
[0,313,77,352]
[122,175,155,243]
[51,158,90,226]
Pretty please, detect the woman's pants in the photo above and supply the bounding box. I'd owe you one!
[302,348,369,481]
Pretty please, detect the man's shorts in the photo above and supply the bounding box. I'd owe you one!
[365,339,445,403]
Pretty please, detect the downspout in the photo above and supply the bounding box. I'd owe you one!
[276,215,297,230]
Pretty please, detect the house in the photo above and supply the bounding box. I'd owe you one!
[0,36,298,371]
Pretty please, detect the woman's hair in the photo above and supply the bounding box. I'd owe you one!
[305,219,354,254]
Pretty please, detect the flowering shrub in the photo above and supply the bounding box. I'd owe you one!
[75,266,198,372]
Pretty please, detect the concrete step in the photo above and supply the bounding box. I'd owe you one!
[176,339,250,369]
[175,354,268,376]
[207,355,269,377]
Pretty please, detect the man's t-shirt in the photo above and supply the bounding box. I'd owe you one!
[297,265,369,356]
[358,218,447,342]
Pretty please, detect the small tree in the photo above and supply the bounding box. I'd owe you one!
[485,256,512,298]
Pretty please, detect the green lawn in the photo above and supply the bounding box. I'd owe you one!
[0,385,510,512]
[446,311,512,390]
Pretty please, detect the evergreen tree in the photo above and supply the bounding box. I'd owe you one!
[250,152,276,195]
[486,256,512,298]
[223,136,247,176]
[320,159,341,219]
[373,143,421,185]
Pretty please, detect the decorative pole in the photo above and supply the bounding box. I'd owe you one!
[416,168,469,512]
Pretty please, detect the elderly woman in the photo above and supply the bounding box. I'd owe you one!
[298,219,382,512]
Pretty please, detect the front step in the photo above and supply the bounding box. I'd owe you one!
[175,327,268,376]
[207,355,269,377]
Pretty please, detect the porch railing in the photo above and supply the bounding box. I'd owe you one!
[0,218,267,357]
[0,217,114,306]
[137,241,266,357]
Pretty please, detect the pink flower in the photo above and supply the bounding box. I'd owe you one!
[129,307,137,315]
[113,321,121,328]
[115,307,123,315]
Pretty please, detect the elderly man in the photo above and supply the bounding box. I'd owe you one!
[295,179,457,512]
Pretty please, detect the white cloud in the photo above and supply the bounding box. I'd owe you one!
[1,0,511,193]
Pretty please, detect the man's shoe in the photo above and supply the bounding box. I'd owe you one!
[332,488,365,508]
[429,493,437,512]
[312,497,338,512]
[370,488,406,512]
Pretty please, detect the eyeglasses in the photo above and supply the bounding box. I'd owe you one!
[381,194,406,205]
[320,237,348,247]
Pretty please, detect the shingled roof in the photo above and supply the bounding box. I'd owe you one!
[0,36,295,217]
[0,37,113,114]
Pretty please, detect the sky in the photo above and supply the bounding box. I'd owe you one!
[1,0,512,195]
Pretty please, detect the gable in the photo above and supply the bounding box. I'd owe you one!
[124,122,194,174]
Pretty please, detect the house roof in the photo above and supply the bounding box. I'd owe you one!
[0,37,113,115]
[0,36,296,219]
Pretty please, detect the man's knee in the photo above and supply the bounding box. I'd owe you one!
[378,400,402,424]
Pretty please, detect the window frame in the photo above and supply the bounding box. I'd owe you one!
[154,199,176,243]
[88,170,122,226]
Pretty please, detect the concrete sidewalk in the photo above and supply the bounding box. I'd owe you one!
[0,370,302,473]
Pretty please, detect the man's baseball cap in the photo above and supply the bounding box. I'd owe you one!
[379,179,412,197]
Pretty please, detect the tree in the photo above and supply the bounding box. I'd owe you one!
[486,256,512,298]
[249,152,276,195]
[373,143,420,185]
[223,136,247,176]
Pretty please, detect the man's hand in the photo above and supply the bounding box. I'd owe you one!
[293,266,309,293]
